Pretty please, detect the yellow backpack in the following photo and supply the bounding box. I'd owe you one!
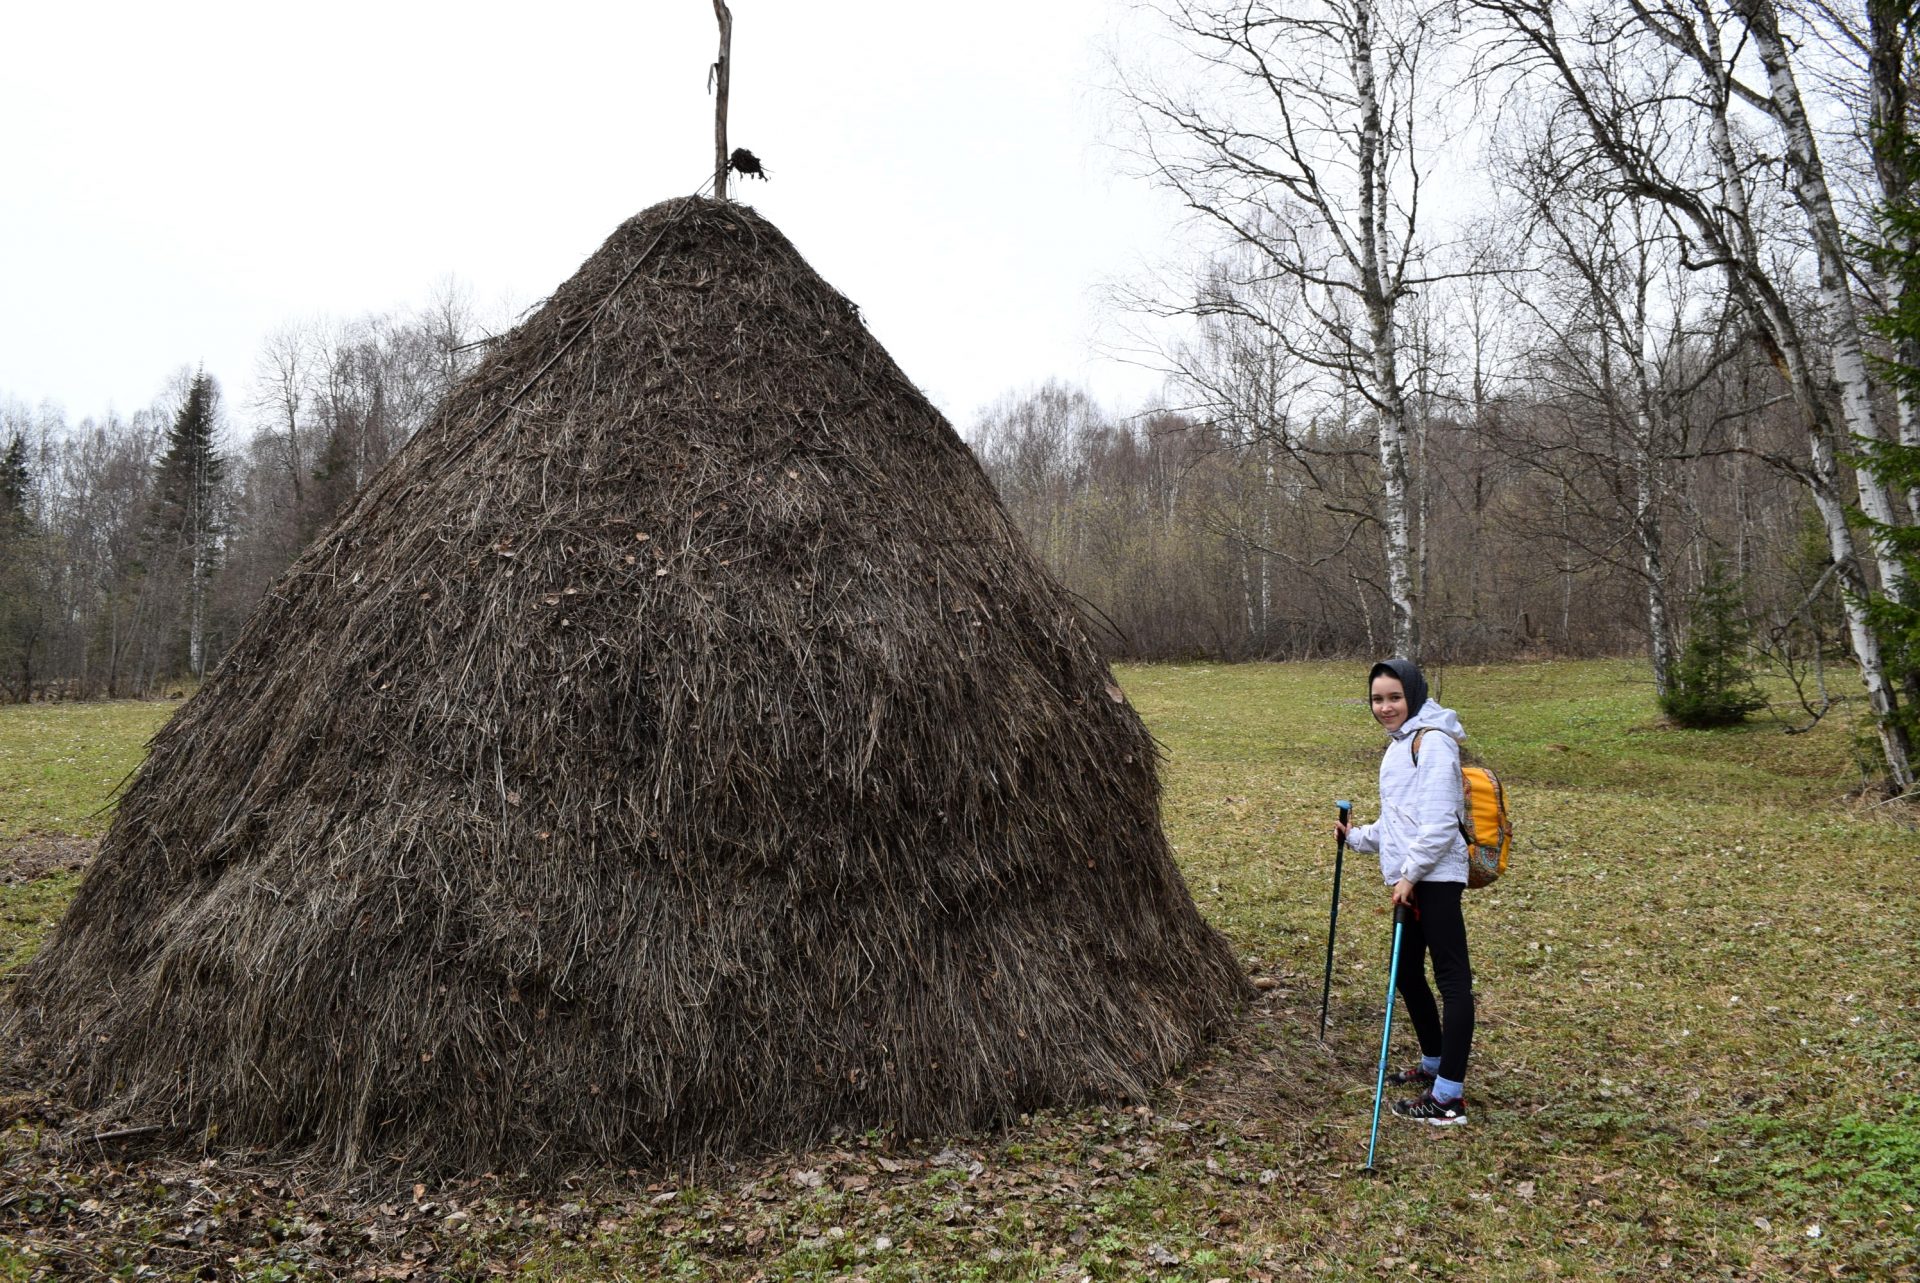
[1411,729,1512,889]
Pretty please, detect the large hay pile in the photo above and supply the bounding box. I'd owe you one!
[6,198,1245,1172]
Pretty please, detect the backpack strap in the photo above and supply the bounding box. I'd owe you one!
[1410,728,1428,765]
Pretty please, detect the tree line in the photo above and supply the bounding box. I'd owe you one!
[0,293,481,701]
[1032,0,1920,792]
[2,0,1917,794]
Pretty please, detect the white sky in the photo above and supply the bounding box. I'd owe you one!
[1,1,1187,433]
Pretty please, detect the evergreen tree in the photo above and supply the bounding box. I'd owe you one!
[1661,559,1766,728]
[0,434,28,526]
[0,434,41,699]
[144,371,227,677]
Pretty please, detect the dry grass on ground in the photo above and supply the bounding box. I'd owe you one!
[1,662,1915,1281]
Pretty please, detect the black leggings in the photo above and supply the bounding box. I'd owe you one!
[1395,880,1474,1085]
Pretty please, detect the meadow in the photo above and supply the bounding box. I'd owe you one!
[1,660,1914,1281]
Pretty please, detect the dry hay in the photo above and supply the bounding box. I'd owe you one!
[4,198,1246,1174]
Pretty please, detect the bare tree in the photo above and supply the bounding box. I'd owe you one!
[253,322,311,511]
[1474,0,1915,788]
[1118,0,1463,658]
[1724,0,1906,587]
[1490,124,1753,693]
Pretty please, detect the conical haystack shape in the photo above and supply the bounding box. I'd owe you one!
[8,198,1245,1172]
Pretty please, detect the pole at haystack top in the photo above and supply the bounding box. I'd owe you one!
[712,0,733,201]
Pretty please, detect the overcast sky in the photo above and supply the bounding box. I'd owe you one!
[2,1,1193,433]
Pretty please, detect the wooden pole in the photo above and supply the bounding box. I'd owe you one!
[713,0,732,201]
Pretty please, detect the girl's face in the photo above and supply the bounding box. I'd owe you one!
[1371,674,1409,733]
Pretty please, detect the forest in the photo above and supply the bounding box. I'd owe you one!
[2,0,1917,792]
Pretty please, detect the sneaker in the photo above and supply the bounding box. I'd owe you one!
[1387,1064,1436,1088]
[1392,1091,1467,1126]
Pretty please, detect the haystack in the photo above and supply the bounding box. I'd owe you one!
[6,198,1245,1172]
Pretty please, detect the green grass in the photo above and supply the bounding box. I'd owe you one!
[0,872,80,976]
[2,661,1916,1281]
[0,699,172,838]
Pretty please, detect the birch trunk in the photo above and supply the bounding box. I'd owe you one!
[1626,261,1674,695]
[189,575,205,678]
[1738,0,1907,592]
[1701,37,1914,788]
[1634,413,1673,696]
[1354,0,1420,659]
[1805,430,1915,791]
[1256,435,1274,653]
[1487,0,1909,781]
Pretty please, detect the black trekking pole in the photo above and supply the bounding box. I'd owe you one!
[1363,902,1412,1173]
[1318,800,1351,1041]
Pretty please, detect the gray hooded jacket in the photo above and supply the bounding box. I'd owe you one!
[1344,700,1470,885]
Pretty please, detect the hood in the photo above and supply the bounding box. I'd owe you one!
[1392,699,1465,743]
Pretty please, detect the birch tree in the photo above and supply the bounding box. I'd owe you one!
[1492,127,1753,695]
[1721,0,1905,591]
[1474,0,1916,789]
[1119,0,1455,658]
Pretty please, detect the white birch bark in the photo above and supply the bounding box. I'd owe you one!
[1650,9,1914,784]
[1804,429,1914,791]
[1354,0,1421,658]
[1621,247,1675,697]
[1122,0,1432,660]
[1736,0,1907,593]
[1632,418,1673,697]
[1901,372,1920,520]
[1259,436,1274,652]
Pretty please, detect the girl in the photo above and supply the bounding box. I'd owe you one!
[1335,656,1474,1126]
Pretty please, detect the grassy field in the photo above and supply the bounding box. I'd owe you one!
[1,662,1916,1281]
[0,698,172,838]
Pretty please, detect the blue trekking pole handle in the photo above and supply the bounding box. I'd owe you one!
[1319,800,1352,1041]
[1365,902,1412,1172]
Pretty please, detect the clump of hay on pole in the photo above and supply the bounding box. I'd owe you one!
[5,198,1246,1173]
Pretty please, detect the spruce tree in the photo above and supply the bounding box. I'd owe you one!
[0,434,39,699]
[1661,558,1766,728]
[0,435,28,527]
[145,371,226,677]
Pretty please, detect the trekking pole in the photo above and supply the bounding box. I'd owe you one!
[1363,902,1411,1173]
[1318,800,1351,1041]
